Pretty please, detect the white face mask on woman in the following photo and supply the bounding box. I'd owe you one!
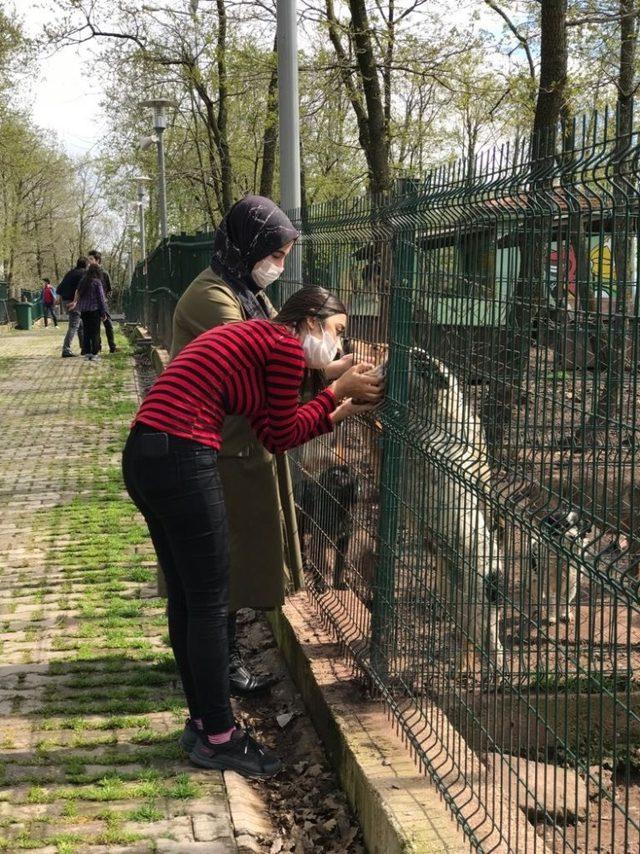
[302,323,339,369]
[251,258,282,289]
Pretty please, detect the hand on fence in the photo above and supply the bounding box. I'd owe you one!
[331,363,384,404]
[330,398,378,423]
[324,352,354,380]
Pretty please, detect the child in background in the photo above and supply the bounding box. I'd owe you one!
[41,279,58,327]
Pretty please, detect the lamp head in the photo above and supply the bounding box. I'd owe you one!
[139,98,175,131]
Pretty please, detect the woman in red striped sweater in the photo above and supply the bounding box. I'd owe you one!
[122,286,383,778]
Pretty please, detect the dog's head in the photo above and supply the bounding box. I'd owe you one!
[319,464,360,505]
[406,348,453,409]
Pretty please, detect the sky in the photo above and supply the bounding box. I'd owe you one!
[18,2,107,156]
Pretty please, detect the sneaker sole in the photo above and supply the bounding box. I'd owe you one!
[188,748,282,779]
[179,731,198,753]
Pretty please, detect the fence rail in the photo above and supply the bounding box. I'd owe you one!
[125,111,640,853]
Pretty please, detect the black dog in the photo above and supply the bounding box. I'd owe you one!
[296,464,360,590]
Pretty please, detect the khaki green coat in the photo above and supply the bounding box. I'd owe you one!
[170,265,302,611]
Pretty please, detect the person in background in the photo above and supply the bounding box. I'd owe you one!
[122,286,382,778]
[87,249,117,353]
[41,278,58,328]
[57,257,87,357]
[171,195,359,696]
[68,262,107,361]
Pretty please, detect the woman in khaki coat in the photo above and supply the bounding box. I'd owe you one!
[170,196,364,694]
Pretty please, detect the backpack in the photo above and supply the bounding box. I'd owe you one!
[43,285,54,306]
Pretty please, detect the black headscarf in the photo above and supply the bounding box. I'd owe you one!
[210,195,300,319]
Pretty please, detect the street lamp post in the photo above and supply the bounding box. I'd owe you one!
[277,1,302,285]
[128,226,135,267]
[132,176,151,261]
[139,99,174,242]
[127,226,135,284]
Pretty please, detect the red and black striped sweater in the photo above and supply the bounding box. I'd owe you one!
[133,319,336,452]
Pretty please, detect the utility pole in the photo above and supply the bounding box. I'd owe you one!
[277,0,302,284]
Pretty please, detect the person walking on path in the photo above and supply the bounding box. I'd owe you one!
[171,195,358,696]
[68,263,107,360]
[41,279,58,327]
[57,257,87,357]
[123,286,383,778]
[88,249,117,353]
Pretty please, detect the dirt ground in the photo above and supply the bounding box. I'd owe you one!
[233,609,366,854]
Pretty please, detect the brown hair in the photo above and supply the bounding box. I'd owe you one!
[274,286,346,331]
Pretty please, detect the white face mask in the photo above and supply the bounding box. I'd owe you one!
[251,257,282,289]
[302,323,339,369]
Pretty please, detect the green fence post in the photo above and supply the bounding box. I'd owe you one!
[370,194,415,678]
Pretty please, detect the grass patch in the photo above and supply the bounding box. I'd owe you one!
[127,800,163,822]
[166,773,201,800]
[0,329,214,836]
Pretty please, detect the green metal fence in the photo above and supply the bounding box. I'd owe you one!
[285,115,640,853]
[124,232,214,348]
[125,111,640,852]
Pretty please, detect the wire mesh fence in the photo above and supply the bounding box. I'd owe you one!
[124,232,214,349]
[124,109,640,852]
[284,113,640,853]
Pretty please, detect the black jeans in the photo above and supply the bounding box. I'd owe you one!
[81,310,102,355]
[122,424,233,734]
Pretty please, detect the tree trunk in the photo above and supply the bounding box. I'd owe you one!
[383,0,395,133]
[188,87,218,225]
[484,0,568,449]
[34,219,43,281]
[259,36,279,198]
[532,0,568,158]
[8,180,23,298]
[48,211,60,280]
[325,0,373,174]
[348,0,390,193]
[216,0,234,212]
[585,0,637,440]
[465,116,478,182]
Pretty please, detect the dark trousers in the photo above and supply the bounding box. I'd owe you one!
[43,305,58,326]
[81,310,102,355]
[122,425,233,734]
[62,302,83,354]
[102,314,116,351]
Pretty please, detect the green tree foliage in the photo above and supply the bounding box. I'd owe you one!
[0,4,115,294]
[1,0,639,284]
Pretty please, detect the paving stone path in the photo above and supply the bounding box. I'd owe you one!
[0,325,238,853]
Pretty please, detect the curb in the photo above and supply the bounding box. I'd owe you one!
[267,595,466,854]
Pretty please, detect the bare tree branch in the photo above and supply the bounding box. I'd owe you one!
[484,0,536,81]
